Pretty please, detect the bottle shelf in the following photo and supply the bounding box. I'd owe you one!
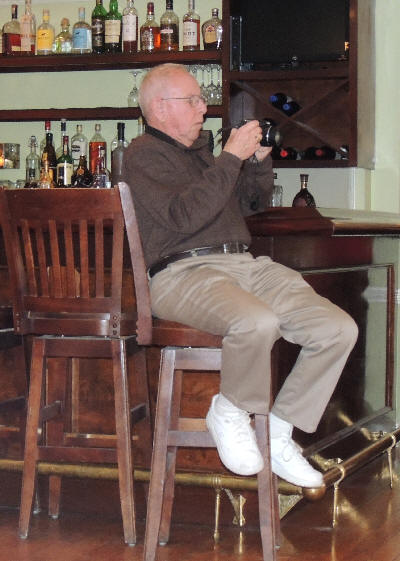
[273,159,350,169]
[0,105,222,122]
[0,50,222,74]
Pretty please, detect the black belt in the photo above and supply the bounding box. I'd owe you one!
[148,242,248,278]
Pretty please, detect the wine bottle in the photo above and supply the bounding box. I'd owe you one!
[160,0,179,52]
[292,174,316,208]
[140,2,160,53]
[56,135,73,187]
[314,145,336,160]
[89,124,107,174]
[105,0,122,53]
[269,92,292,110]
[2,4,21,56]
[272,146,297,160]
[202,8,222,50]
[56,118,67,160]
[122,0,138,53]
[71,155,93,187]
[111,122,127,187]
[92,0,108,54]
[182,0,200,51]
[41,132,57,182]
[282,100,301,116]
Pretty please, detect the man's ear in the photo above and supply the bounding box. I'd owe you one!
[152,98,167,123]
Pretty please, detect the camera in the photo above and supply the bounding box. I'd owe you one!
[238,119,282,148]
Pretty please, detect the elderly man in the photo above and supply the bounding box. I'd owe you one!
[122,63,358,488]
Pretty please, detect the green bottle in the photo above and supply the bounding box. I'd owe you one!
[92,0,107,53]
[56,135,73,187]
[105,0,122,53]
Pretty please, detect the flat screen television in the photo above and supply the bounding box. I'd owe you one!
[230,0,350,69]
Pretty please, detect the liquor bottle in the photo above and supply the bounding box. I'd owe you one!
[52,18,73,53]
[111,122,127,186]
[38,156,56,189]
[41,132,57,182]
[160,0,179,52]
[89,124,107,174]
[105,0,122,54]
[56,136,73,187]
[111,122,129,152]
[40,120,51,153]
[314,145,336,160]
[269,92,292,110]
[182,0,200,51]
[56,119,67,160]
[282,100,301,116]
[72,7,92,54]
[122,0,138,53]
[71,155,93,187]
[25,135,40,188]
[137,116,144,137]
[269,172,283,207]
[140,2,160,53]
[201,8,222,50]
[2,4,21,56]
[92,146,110,188]
[92,0,108,54]
[37,9,55,55]
[272,146,298,160]
[292,174,316,208]
[71,124,88,169]
[20,0,36,55]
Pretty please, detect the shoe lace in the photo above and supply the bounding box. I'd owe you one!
[280,437,307,464]
[223,409,254,445]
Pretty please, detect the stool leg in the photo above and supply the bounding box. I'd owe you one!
[144,348,176,561]
[112,339,136,546]
[158,368,183,545]
[19,338,46,539]
[255,414,279,561]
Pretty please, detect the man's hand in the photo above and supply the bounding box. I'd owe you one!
[223,120,265,161]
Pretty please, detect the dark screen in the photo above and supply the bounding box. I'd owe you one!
[232,0,349,66]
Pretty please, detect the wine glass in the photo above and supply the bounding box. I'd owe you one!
[205,65,219,106]
[215,65,223,106]
[127,70,141,107]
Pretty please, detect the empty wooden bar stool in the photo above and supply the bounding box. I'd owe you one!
[118,182,279,561]
[0,187,152,545]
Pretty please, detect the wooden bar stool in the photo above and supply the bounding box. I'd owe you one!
[0,187,152,545]
[118,182,279,561]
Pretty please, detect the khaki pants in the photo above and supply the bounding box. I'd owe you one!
[149,253,358,433]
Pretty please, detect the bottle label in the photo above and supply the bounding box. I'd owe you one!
[122,14,137,41]
[141,29,155,50]
[160,25,178,48]
[105,19,121,43]
[183,22,198,47]
[37,29,53,51]
[203,24,217,44]
[57,162,73,186]
[73,28,92,50]
[71,141,88,167]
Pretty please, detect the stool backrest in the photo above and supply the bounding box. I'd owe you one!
[0,186,152,342]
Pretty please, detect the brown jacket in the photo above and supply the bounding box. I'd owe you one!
[122,126,274,268]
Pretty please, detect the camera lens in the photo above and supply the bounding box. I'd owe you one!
[259,119,282,148]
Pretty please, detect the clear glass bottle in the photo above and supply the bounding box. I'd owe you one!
[122,0,138,53]
[136,116,144,137]
[270,172,283,207]
[105,0,122,54]
[92,0,108,54]
[292,173,316,208]
[89,124,107,174]
[37,9,55,55]
[71,155,93,187]
[41,132,57,182]
[140,2,160,53]
[2,4,21,56]
[25,135,40,187]
[92,146,110,189]
[72,7,92,54]
[111,122,127,186]
[52,18,73,54]
[111,122,129,152]
[202,8,222,50]
[40,120,51,153]
[20,0,36,55]
[182,0,200,51]
[71,124,88,170]
[56,119,67,160]
[39,156,56,189]
[160,0,179,52]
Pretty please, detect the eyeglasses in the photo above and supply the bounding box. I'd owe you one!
[161,94,208,107]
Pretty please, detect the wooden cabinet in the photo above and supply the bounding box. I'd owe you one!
[220,0,374,168]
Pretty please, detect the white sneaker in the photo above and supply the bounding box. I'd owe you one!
[270,435,324,488]
[206,394,264,476]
